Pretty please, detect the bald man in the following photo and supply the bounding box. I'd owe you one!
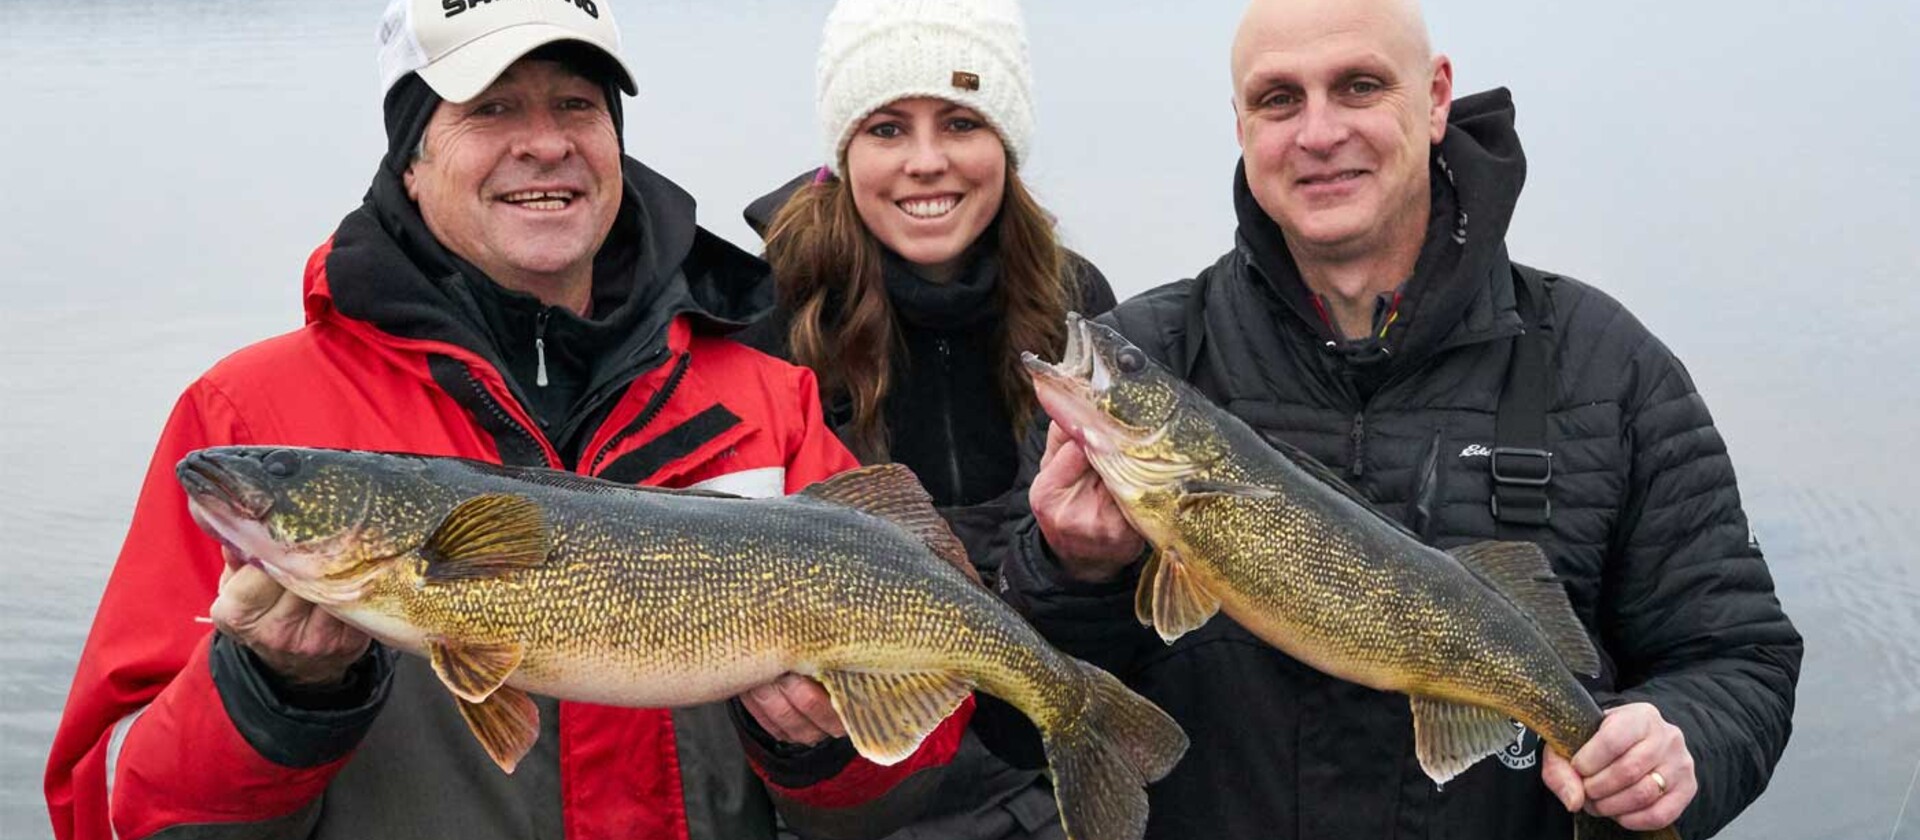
[1001,0,1801,838]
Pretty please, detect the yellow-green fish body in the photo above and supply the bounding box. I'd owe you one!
[178,448,1187,840]
[1026,315,1674,840]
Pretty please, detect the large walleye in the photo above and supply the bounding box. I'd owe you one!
[1024,314,1679,840]
[178,447,1186,840]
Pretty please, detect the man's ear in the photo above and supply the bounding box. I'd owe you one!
[1233,97,1247,149]
[1427,54,1454,144]
[404,159,420,201]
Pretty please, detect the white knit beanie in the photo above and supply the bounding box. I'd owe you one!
[816,0,1035,175]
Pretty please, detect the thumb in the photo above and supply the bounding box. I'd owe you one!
[1540,749,1585,812]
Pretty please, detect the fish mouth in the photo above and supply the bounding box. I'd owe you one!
[177,450,277,523]
[1023,314,1141,453]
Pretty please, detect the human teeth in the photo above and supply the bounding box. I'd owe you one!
[899,196,959,218]
[502,190,574,208]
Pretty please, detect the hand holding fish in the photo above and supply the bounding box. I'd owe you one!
[209,546,372,688]
[1031,422,1146,582]
[1542,702,1695,832]
[741,674,847,746]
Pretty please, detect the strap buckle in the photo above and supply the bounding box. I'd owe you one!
[1490,447,1553,487]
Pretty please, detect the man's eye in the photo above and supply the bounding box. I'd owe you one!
[472,102,509,117]
[560,97,598,111]
[1348,79,1383,96]
[1261,92,1298,109]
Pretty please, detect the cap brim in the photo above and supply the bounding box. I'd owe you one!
[416,24,638,104]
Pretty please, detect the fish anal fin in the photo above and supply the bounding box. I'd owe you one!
[1410,695,1520,785]
[798,464,980,585]
[816,670,972,766]
[1446,541,1602,677]
[429,637,525,703]
[454,684,539,774]
[422,494,551,583]
[1135,546,1219,643]
[1134,550,1162,628]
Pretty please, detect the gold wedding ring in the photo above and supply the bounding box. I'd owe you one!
[1649,770,1669,795]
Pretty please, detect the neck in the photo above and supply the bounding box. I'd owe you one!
[495,269,593,316]
[1288,199,1429,341]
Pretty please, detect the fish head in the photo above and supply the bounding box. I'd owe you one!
[1024,314,1222,507]
[177,447,445,603]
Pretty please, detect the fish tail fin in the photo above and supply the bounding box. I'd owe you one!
[1042,660,1188,840]
[1573,813,1683,840]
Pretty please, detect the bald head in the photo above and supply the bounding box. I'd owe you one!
[1231,0,1433,100]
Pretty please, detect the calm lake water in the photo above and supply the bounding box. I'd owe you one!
[3,2,1917,838]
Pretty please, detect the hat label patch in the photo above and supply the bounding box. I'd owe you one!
[443,0,600,21]
[951,71,980,91]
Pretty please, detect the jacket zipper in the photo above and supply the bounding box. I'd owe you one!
[533,309,551,388]
[1347,411,1367,478]
[936,337,964,499]
[461,368,555,468]
[589,351,693,474]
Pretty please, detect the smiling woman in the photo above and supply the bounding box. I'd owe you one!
[733,0,1118,837]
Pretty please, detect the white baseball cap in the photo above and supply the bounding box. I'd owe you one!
[377,0,638,104]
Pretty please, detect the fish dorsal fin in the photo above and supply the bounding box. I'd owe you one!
[428,637,525,703]
[797,464,979,585]
[1409,695,1519,785]
[452,459,746,500]
[454,684,540,774]
[1132,546,1220,643]
[1261,435,1424,543]
[815,670,973,765]
[421,494,551,583]
[1446,541,1601,678]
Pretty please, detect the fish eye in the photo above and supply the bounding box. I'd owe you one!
[1115,347,1147,374]
[262,449,302,479]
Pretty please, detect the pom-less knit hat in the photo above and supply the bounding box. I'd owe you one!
[816,0,1035,175]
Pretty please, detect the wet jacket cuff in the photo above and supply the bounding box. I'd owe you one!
[209,632,394,768]
[728,697,858,787]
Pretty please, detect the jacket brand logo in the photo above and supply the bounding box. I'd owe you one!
[1460,444,1492,459]
[1498,720,1540,770]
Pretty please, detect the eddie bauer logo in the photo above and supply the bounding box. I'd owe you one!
[1460,444,1493,458]
[444,0,600,20]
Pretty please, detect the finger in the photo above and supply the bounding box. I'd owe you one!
[743,683,812,744]
[779,675,846,739]
[1583,737,1666,804]
[1540,750,1586,812]
[210,565,288,629]
[1614,770,1695,833]
[1572,706,1652,777]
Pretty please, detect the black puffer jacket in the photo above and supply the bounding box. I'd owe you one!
[1001,89,1801,840]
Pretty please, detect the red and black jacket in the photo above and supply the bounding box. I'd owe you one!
[45,157,970,840]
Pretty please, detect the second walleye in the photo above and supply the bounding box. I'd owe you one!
[1025,314,1677,840]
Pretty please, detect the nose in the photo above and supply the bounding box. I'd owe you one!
[1294,97,1350,156]
[512,108,575,164]
[903,132,949,178]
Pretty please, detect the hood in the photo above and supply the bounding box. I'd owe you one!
[1233,87,1528,365]
[743,168,827,240]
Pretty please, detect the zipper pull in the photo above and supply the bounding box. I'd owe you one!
[534,309,550,388]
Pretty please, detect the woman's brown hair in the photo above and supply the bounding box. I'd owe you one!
[763,169,1077,462]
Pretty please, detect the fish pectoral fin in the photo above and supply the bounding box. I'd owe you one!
[797,464,980,585]
[1446,541,1602,678]
[1135,546,1219,644]
[421,494,551,583]
[1409,696,1519,785]
[453,684,540,774]
[429,638,525,703]
[816,669,972,766]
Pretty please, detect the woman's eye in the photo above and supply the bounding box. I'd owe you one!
[869,123,903,139]
[949,118,981,132]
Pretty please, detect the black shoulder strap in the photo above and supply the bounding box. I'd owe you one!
[1492,264,1557,534]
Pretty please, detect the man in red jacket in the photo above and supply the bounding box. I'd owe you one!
[44,1,970,838]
